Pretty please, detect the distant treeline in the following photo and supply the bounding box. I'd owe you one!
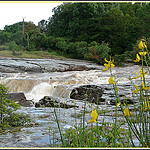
[0,2,150,65]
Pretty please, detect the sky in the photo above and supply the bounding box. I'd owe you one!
[0,2,63,30]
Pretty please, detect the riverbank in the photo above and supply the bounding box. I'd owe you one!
[0,50,67,59]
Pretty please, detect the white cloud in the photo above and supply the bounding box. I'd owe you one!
[0,2,62,30]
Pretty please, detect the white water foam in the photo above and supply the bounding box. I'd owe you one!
[25,82,57,102]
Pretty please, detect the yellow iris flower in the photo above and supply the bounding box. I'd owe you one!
[108,77,115,84]
[139,52,147,56]
[132,84,139,94]
[124,108,131,116]
[139,40,147,49]
[89,108,98,123]
[134,54,141,62]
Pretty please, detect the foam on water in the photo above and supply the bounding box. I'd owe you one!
[25,82,58,102]
[2,65,150,102]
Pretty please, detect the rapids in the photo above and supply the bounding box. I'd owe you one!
[0,57,149,147]
[0,62,150,102]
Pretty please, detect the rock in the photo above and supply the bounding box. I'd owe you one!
[7,92,26,101]
[0,57,100,73]
[7,92,34,107]
[35,96,76,109]
[70,85,105,104]
[70,84,136,105]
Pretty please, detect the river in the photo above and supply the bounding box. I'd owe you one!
[0,57,149,147]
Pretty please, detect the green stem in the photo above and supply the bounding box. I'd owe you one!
[53,101,65,147]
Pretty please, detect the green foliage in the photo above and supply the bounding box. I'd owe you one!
[4,21,37,34]
[0,45,9,51]
[113,54,126,66]
[60,122,129,147]
[47,2,149,58]
[11,30,26,45]
[131,38,150,61]
[38,19,48,33]
[56,37,68,55]
[28,28,48,51]
[0,31,12,44]
[0,84,20,128]
[67,41,88,59]
[88,41,111,64]
[3,112,31,127]
[1,2,150,66]
[7,41,25,56]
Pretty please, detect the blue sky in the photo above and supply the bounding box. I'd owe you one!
[0,2,63,30]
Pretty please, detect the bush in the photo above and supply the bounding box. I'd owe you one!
[0,45,9,51]
[3,113,31,127]
[56,37,68,56]
[67,41,88,59]
[7,41,25,55]
[88,41,111,64]
[0,84,20,129]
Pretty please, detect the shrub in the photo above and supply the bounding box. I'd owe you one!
[88,41,111,64]
[56,37,68,56]
[7,41,25,55]
[3,112,31,127]
[0,84,20,129]
[67,41,88,59]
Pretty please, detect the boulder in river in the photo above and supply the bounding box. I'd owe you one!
[70,84,136,105]
[35,96,77,109]
[7,92,34,107]
[70,85,105,104]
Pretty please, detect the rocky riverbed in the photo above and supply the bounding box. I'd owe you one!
[0,57,149,147]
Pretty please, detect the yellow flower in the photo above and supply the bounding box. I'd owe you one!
[108,61,115,68]
[102,57,115,71]
[124,108,131,116]
[141,82,150,91]
[139,68,148,80]
[139,52,147,56]
[116,87,119,92]
[145,143,149,148]
[143,100,150,111]
[104,58,108,63]
[102,67,109,72]
[139,40,147,49]
[134,54,141,62]
[102,63,109,72]
[123,102,126,106]
[108,77,115,84]
[132,71,140,79]
[89,108,98,123]
[132,84,139,94]
[117,102,121,107]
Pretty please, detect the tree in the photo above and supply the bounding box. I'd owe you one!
[38,19,48,33]
[0,31,12,44]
